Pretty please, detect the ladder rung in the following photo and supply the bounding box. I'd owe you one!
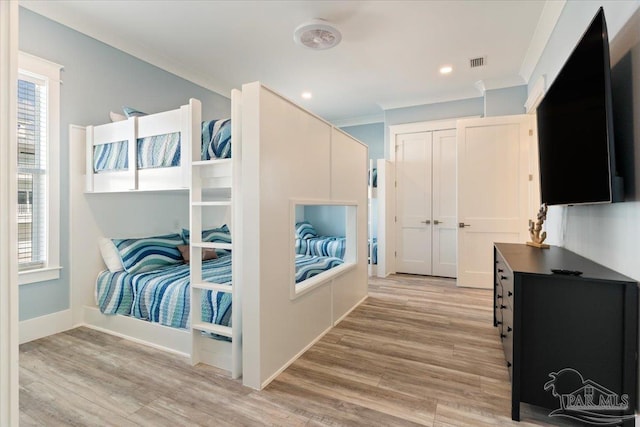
[193,322,233,337]
[191,201,231,206]
[192,282,232,293]
[192,159,232,167]
[192,242,232,250]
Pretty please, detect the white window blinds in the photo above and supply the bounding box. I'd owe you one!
[17,73,47,271]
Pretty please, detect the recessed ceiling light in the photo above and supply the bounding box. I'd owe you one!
[301,91,313,99]
[440,65,453,75]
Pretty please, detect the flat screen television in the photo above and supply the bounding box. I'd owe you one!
[536,7,623,206]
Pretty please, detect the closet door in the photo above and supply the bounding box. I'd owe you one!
[432,129,457,278]
[395,132,433,275]
[457,115,531,288]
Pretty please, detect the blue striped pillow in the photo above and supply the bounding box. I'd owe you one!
[182,224,231,244]
[295,221,318,239]
[202,119,231,160]
[112,233,184,274]
[122,106,147,118]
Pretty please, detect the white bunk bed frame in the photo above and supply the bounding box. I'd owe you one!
[70,82,368,390]
[86,100,197,192]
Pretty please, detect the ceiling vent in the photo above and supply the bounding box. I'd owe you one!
[294,19,342,50]
[470,57,486,68]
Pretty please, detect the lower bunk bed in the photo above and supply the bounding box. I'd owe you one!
[96,251,344,333]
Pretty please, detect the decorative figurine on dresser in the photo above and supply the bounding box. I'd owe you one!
[493,243,637,425]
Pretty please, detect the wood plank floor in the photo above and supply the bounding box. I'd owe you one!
[19,274,579,426]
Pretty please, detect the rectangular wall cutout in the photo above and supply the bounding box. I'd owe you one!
[290,200,357,299]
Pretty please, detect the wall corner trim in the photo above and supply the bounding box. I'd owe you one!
[525,75,546,113]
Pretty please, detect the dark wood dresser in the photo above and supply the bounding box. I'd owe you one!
[494,243,638,425]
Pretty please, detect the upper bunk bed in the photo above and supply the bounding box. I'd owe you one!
[71,82,369,391]
[85,99,231,193]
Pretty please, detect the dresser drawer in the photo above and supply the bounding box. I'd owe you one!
[497,271,514,308]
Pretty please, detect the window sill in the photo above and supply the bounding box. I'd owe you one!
[18,266,62,285]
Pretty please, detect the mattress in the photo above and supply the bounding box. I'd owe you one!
[93,118,231,173]
[96,252,344,331]
[295,236,346,259]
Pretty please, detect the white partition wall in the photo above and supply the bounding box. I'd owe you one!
[330,129,369,320]
[377,160,395,277]
[241,83,368,389]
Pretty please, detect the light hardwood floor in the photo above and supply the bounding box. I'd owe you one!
[19,274,578,426]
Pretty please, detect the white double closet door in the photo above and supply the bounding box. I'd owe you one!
[395,129,457,277]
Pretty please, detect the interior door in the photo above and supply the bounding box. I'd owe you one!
[395,132,432,275]
[432,129,457,278]
[457,115,531,288]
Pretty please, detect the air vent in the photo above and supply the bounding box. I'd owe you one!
[470,57,486,68]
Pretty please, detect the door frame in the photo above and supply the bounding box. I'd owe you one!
[387,116,478,275]
[0,1,20,425]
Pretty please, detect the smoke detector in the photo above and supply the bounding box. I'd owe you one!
[294,19,342,50]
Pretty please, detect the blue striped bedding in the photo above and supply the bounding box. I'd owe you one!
[369,167,378,188]
[370,237,378,265]
[95,252,343,333]
[93,119,231,173]
[295,236,346,259]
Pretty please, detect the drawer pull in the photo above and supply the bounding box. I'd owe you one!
[496,321,502,325]
[497,295,503,299]
[508,291,513,297]
[500,275,508,280]
[500,305,507,309]
[507,326,512,332]
[497,268,504,273]
[500,333,507,338]
[507,361,512,368]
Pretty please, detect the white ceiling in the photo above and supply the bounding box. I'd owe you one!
[20,0,563,124]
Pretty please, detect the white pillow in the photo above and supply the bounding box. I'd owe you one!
[109,111,126,122]
[99,237,124,272]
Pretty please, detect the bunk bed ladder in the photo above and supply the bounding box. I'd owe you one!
[189,93,242,379]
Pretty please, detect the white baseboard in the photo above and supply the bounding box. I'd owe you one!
[259,294,367,390]
[82,306,191,357]
[259,323,333,390]
[19,309,74,344]
[334,294,367,326]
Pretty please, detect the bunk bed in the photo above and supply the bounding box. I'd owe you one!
[367,158,394,277]
[294,220,346,259]
[368,160,379,276]
[71,82,369,390]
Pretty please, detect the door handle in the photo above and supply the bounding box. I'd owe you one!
[433,220,442,225]
[420,220,431,224]
[459,222,471,228]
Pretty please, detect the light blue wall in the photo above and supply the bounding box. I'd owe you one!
[385,97,484,127]
[340,123,384,160]
[484,85,527,117]
[383,97,484,158]
[18,8,231,321]
[303,206,346,237]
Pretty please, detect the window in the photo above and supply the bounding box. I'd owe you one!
[17,52,62,285]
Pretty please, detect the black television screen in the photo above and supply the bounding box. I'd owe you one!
[536,7,622,206]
